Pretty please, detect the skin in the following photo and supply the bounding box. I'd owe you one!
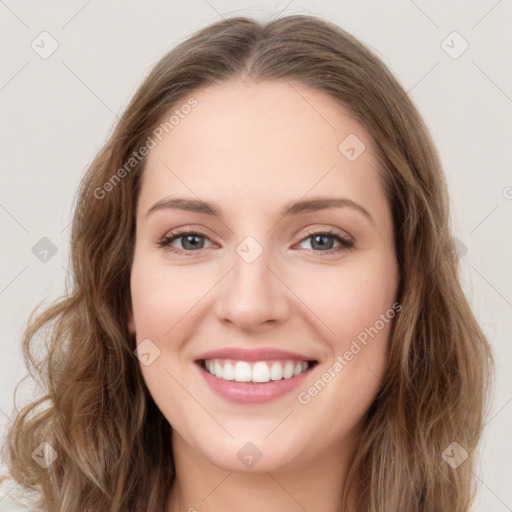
[127,78,399,512]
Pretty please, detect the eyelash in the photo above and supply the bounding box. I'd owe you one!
[157,228,354,257]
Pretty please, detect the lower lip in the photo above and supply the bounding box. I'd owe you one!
[196,362,315,404]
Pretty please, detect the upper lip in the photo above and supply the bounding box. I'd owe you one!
[195,348,317,362]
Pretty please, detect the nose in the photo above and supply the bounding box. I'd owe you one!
[213,242,291,332]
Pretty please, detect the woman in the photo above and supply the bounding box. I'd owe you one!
[1,13,493,512]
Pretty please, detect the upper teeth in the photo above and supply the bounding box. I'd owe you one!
[204,359,309,383]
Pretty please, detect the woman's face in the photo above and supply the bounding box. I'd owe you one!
[128,79,399,472]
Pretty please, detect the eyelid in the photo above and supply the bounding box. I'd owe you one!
[157,225,354,256]
[158,226,218,250]
[295,226,354,244]
[160,224,353,243]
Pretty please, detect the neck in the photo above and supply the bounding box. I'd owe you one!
[166,430,362,512]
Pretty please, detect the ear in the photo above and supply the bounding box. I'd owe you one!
[128,307,136,335]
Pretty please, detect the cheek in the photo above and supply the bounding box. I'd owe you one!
[293,268,395,433]
[130,260,195,428]
[291,257,397,346]
[131,246,398,355]
[129,260,198,336]
[129,260,203,410]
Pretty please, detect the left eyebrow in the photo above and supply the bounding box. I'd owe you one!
[145,196,374,224]
[282,197,373,223]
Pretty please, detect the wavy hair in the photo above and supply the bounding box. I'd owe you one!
[1,13,494,511]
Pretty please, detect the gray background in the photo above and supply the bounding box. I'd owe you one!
[1,1,511,510]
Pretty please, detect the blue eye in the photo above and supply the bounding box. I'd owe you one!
[157,229,354,256]
[297,229,354,254]
[157,231,213,254]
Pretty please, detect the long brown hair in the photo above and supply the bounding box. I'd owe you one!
[1,14,494,511]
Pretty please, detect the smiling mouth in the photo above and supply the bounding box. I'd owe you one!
[197,358,318,383]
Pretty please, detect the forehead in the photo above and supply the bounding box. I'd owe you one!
[138,79,385,219]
